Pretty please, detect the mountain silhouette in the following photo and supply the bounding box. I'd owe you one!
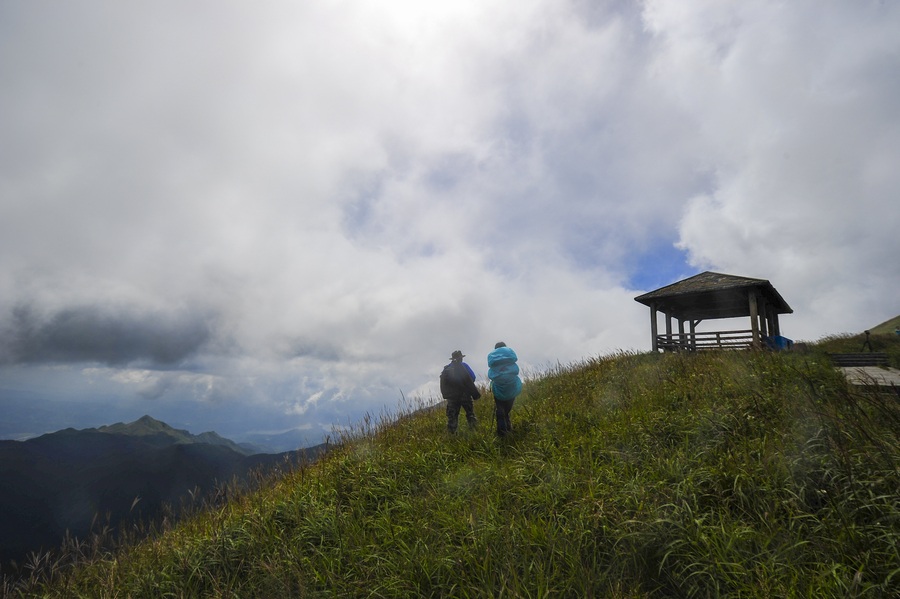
[0,416,326,574]
[91,414,257,455]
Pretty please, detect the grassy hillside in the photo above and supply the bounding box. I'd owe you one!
[7,347,900,598]
[870,314,900,336]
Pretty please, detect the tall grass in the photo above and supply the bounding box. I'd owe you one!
[6,346,900,598]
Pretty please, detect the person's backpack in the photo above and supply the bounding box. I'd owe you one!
[440,363,462,399]
[440,361,481,400]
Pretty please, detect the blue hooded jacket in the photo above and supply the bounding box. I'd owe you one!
[487,346,522,401]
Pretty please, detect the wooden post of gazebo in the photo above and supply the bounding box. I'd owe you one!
[689,320,699,351]
[749,290,760,348]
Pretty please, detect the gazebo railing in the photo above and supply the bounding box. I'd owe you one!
[656,329,755,352]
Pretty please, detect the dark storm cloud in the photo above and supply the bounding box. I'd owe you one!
[2,305,212,366]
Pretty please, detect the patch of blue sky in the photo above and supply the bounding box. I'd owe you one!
[340,173,384,240]
[626,241,694,292]
[424,152,474,193]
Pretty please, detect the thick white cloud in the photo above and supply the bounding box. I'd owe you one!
[662,0,900,336]
[1,0,898,441]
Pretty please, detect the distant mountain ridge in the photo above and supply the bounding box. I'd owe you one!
[0,416,327,575]
[90,414,256,456]
[237,427,318,454]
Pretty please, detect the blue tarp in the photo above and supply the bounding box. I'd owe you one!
[765,335,793,351]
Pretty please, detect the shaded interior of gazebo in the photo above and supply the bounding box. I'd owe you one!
[634,271,793,352]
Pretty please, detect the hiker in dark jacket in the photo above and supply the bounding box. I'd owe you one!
[487,342,522,437]
[440,350,481,434]
[862,330,874,352]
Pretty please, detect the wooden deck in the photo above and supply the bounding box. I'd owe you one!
[839,366,900,388]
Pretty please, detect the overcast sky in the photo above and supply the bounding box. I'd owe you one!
[2,0,898,444]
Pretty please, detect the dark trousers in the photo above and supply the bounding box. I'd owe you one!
[446,395,477,433]
[494,399,515,437]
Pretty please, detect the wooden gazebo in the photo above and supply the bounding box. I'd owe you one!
[634,271,792,352]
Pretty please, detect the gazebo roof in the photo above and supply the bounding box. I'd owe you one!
[634,271,792,321]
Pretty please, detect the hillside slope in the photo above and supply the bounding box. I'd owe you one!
[870,314,900,335]
[0,426,327,576]
[15,346,900,598]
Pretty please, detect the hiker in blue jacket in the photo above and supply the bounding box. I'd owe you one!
[487,342,522,437]
[440,350,481,434]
